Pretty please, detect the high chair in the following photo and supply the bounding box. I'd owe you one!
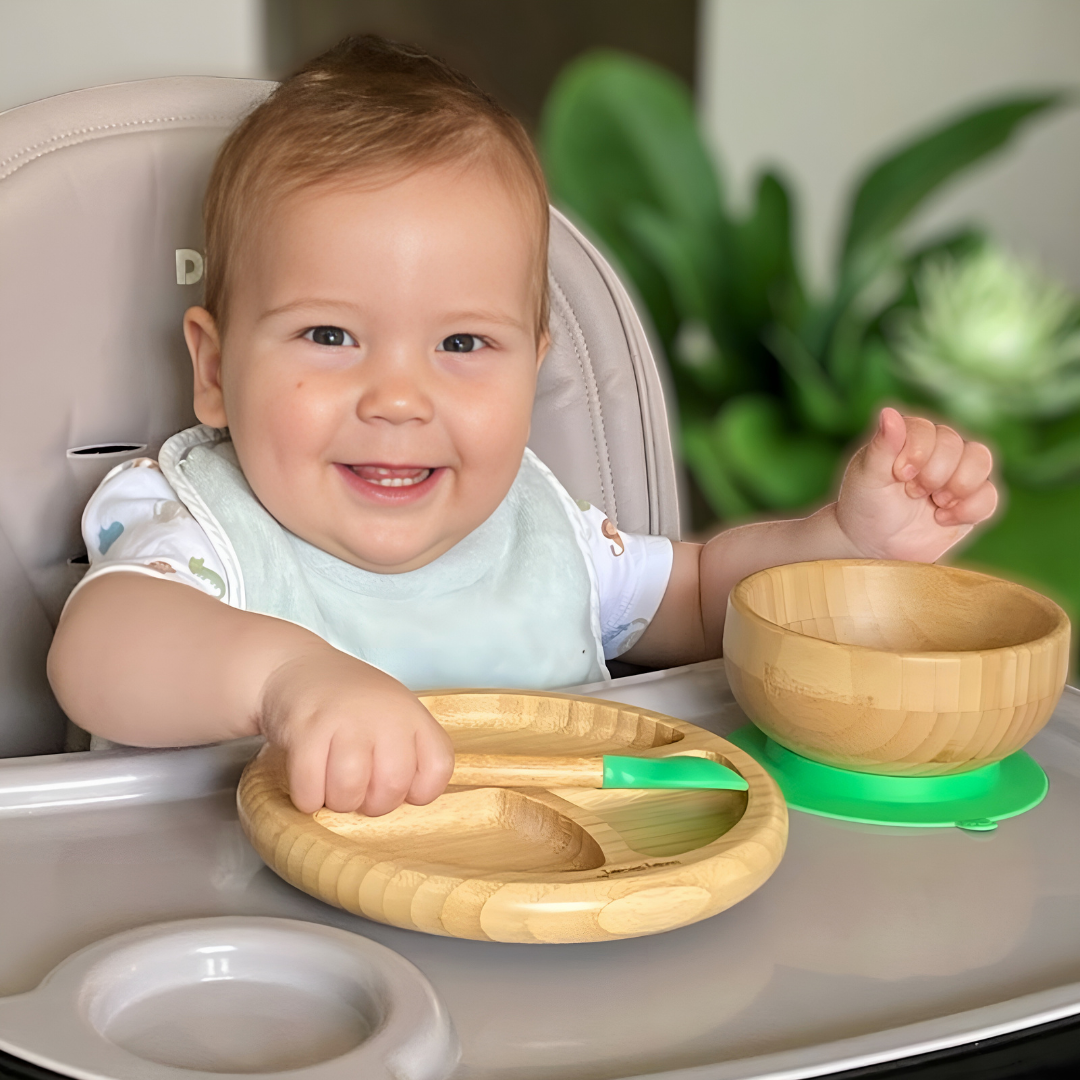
[3,76,1080,1080]
[0,76,680,760]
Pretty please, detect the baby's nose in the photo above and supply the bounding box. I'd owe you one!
[354,366,434,424]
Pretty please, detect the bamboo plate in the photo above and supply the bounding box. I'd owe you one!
[237,690,788,944]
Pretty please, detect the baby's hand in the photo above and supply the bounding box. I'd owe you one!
[258,645,455,816]
[836,407,998,563]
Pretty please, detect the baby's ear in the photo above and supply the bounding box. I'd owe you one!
[184,306,228,428]
[535,328,552,371]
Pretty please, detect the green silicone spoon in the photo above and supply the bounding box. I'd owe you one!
[450,753,749,791]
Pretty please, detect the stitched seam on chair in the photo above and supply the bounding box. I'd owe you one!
[572,221,662,537]
[550,304,603,490]
[0,114,236,181]
[550,275,617,523]
[606,271,663,534]
[549,285,604,509]
[0,114,230,168]
[550,208,678,538]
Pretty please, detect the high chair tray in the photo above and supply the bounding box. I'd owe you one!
[3,660,1080,1080]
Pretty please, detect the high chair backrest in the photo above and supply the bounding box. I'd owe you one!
[0,77,680,758]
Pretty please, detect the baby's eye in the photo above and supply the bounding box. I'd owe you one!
[303,326,357,347]
[437,334,486,354]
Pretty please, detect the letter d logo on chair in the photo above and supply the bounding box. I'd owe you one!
[175,249,204,285]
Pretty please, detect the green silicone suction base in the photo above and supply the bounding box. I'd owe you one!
[726,724,1048,832]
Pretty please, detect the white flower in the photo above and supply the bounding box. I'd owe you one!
[895,246,1080,425]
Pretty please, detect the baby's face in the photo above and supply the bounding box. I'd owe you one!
[186,162,547,573]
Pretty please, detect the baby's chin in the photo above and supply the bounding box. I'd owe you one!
[267,472,515,574]
[308,525,472,575]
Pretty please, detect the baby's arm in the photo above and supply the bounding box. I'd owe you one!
[623,408,997,667]
[48,573,454,815]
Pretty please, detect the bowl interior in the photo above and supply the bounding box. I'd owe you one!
[738,561,1061,653]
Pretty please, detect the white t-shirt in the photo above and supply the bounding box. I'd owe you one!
[77,457,674,660]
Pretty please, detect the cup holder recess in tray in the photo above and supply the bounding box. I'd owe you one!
[0,917,459,1080]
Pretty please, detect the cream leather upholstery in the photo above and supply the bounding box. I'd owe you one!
[0,77,679,757]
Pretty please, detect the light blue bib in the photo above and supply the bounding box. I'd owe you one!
[160,427,608,690]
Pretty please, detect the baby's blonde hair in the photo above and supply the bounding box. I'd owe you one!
[203,35,550,338]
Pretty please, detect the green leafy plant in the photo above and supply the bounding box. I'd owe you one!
[893,243,1080,488]
[540,50,1063,525]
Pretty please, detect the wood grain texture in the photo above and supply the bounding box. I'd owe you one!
[450,753,605,788]
[237,690,788,943]
[723,560,1070,776]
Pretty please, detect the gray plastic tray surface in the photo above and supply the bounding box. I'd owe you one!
[2,659,1080,1080]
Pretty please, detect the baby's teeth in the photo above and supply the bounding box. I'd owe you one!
[373,469,431,487]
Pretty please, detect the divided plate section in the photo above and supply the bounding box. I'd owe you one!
[422,689,750,861]
[555,785,748,858]
[317,787,606,874]
[424,690,686,755]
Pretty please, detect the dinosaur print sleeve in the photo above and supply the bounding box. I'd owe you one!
[574,501,673,659]
[72,457,230,604]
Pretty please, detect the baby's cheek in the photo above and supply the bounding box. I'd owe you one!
[248,381,336,460]
[456,430,528,521]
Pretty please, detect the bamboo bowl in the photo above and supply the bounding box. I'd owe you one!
[723,560,1070,776]
[238,690,787,944]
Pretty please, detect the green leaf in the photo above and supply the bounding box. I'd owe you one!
[841,94,1064,268]
[763,324,849,435]
[710,395,840,510]
[668,319,729,399]
[541,50,724,247]
[844,339,906,432]
[666,358,728,420]
[1006,438,1080,487]
[905,227,990,274]
[804,237,902,361]
[958,482,1080,664]
[540,49,728,361]
[681,419,755,519]
[876,227,989,322]
[991,412,1080,488]
[731,171,805,331]
[622,204,716,323]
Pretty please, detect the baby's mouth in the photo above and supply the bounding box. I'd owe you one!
[348,465,433,488]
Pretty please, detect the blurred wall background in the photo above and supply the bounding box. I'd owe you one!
[700,0,1080,291]
[0,0,268,111]
[263,0,696,131]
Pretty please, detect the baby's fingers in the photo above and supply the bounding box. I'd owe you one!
[286,735,333,815]
[906,425,963,499]
[362,737,418,817]
[406,726,456,807]
[324,733,373,813]
[891,416,940,488]
[933,479,998,528]
[856,407,910,485]
[930,440,994,509]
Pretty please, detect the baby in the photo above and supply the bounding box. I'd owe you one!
[47,37,997,818]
